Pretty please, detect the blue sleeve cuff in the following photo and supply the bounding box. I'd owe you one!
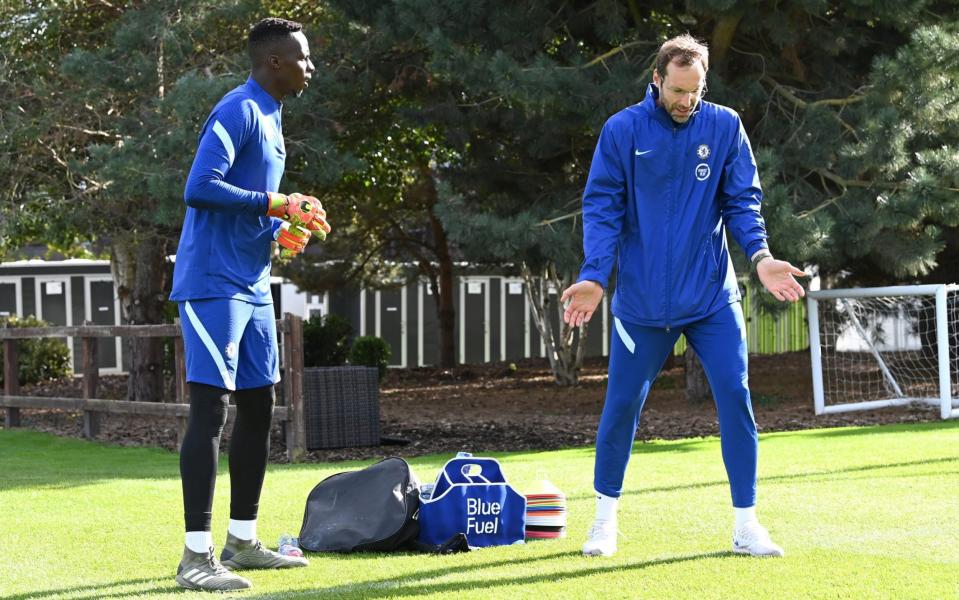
[577,268,608,290]
[260,192,271,215]
[744,240,769,261]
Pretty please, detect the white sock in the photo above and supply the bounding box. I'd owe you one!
[185,531,212,553]
[228,519,257,541]
[595,492,619,522]
[734,506,757,529]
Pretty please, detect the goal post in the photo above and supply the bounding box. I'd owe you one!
[807,284,959,420]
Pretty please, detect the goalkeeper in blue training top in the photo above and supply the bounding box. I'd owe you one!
[168,17,331,592]
[561,34,806,559]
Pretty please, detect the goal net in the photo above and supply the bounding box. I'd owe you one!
[807,284,959,419]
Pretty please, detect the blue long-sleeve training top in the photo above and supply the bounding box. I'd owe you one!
[170,77,285,304]
[578,83,768,328]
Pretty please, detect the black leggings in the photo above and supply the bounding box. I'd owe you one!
[180,382,275,532]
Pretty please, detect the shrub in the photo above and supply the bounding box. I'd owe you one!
[0,315,72,386]
[303,313,354,367]
[349,336,391,381]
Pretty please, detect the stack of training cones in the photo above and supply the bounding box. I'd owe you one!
[524,478,566,540]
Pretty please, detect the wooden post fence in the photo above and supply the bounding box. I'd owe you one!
[173,317,189,444]
[81,335,99,438]
[4,339,19,428]
[0,314,307,462]
[282,313,306,462]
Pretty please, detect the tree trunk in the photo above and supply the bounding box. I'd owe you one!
[522,262,589,386]
[685,345,712,404]
[549,265,588,385]
[435,244,456,368]
[710,14,743,73]
[425,187,457,368]
[112,233,170,402]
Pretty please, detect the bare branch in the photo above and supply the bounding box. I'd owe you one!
[37,141,108,194]
[526,40,656,72]
[729,46,767,79]
[537,209,582,227]
[810,169,959,198]
[797,191,847,219]
[580,40,652,68]
[761,75,862,139]
[54,124,123,139]
[457,96,503,108]
[813,96,866,108]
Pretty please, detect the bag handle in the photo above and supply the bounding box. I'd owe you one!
[429,457,510,499]
[442,457,507,484]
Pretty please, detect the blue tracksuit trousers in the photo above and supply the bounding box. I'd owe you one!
[594,301,758,507]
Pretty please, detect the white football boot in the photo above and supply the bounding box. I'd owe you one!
[582,518,618,557]
[732,521,784,557]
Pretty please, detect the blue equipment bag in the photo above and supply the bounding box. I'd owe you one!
[417,455,526,548]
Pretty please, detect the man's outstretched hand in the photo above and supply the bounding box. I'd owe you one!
[757,258,807,302]
[560,280,605,327]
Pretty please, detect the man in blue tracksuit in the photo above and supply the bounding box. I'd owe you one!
[169,18,331,591]
[561,34,806,558]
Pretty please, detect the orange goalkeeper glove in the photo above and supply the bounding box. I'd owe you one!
[266,192,331,238]
[274,220,311,256]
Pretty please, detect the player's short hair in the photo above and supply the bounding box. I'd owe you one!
[654,34,709,78]
[248,17,303,60]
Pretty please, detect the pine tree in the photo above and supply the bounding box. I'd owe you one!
[4,0,956,388]
[0,0,266,400]
[278,0,959,381]
[276,5,465,367]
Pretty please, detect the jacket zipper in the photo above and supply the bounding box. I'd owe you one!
[665,124,678,333]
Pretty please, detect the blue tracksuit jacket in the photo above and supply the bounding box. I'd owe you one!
[170,77,285,304]
[577,83,768,328]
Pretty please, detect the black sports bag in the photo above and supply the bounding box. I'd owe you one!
[299,457,421,552]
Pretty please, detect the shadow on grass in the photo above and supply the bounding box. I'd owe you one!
[1,551,731,600]
[564,455,959,501]
[3,419,955,491]
[766,419,959,440]
[0,430,180,491]
[0,552,575,600]
[246,550,729,599]
[0,577,176,600]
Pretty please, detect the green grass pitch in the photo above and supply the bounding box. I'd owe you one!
[1,420,956,599]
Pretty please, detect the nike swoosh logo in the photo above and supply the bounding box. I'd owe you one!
[635,149,652,156]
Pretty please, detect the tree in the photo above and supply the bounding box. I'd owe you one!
[1,2,169,399]
[4,0,956,393]
[276,8,463,367]
[279,0,959,385]
[287,1,649,379]
[0,1,263,400]
[678,2,959,397]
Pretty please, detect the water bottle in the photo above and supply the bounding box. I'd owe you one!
[420,482,435,500]
[278,533,303,557]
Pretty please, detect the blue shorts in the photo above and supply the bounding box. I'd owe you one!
[179,299,279,391]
